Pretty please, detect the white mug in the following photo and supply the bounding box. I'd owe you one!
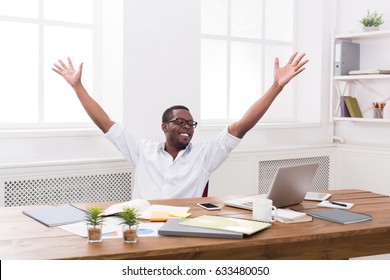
[252,198,277,222]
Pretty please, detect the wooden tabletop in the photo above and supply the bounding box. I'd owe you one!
[1,189,390,260]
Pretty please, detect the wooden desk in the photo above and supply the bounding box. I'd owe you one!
[1,189,390,260]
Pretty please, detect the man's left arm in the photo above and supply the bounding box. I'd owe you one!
[228,52,308,139]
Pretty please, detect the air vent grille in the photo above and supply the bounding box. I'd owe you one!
[258,156,330,194]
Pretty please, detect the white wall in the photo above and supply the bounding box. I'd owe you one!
[123,0,200,142]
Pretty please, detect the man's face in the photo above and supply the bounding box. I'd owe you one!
[162,109,195,150]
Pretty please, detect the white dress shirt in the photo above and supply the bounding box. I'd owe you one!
[105,123,241,199]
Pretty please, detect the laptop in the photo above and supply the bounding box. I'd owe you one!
[223,163,319,209]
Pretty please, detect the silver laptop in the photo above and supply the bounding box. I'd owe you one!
[223,163,319,209]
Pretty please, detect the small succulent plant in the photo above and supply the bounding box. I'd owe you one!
[360,10,384,27]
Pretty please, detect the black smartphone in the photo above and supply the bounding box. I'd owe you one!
[197,202,221,211]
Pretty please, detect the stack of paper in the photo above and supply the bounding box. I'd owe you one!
[276,209,312,224]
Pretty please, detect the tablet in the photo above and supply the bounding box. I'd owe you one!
[304,192,332,201]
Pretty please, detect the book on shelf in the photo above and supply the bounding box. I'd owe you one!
[343,96,363,118]
[340,96,351,117]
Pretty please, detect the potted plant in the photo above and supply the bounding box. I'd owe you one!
[118,207,140,243]
[360,10,384,31]
[85,207,104,243]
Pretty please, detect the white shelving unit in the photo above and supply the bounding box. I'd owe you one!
[330,29,390,124]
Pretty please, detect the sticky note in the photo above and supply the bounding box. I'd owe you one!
[169,212,191,218]
[150,211,170,222]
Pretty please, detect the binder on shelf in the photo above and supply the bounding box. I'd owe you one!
[334,40,360,76]
[343,96,363,118]
[340,96,351,117]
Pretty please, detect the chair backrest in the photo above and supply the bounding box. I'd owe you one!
[202,181,209,197]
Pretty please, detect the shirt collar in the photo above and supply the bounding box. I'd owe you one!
[158,142,192,154]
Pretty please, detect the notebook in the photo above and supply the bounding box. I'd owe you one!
[223,163,319,209]
[308,209,372,224]
[180,215,271,235]
[23,204,87,227]
[158,218,243,239]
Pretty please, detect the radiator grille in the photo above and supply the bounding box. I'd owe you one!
[4,172,132,207]
[258,156,329,194]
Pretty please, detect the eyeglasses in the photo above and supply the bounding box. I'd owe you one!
[166,118,198,128]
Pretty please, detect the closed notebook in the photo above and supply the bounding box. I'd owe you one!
[309,209,372,224]
[23,204,86,227]
[158,218,243,239]
[180,215,271,235]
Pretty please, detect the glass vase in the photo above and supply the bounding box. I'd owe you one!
[87,224,102,243]
[122,225,138,244]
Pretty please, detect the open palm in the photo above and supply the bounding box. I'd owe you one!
[52,57,83,87]
[274,52,308,88]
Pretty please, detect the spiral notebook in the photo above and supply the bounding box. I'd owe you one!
[180,215,271,235]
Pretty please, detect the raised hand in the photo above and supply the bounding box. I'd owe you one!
[52,57,83,87]
[274,52,308,88]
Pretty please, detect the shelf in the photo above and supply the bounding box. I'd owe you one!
[334,74,390,80]
[331,30,390,126]
[335,29,390,40]
[333,117,390,123]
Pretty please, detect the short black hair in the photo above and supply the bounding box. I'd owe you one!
[162,105,190,123]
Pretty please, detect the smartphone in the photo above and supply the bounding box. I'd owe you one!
[197,202,221,211]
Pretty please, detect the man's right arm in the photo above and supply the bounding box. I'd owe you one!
[52,57,115,133]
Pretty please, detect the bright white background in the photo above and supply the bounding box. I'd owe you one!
[2,260,387,279]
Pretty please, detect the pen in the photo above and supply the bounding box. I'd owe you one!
[329,201,347,207]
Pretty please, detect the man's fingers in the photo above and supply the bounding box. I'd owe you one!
[78,62,83,73]
[58,59,67,69]
[287,52,298,65]
[295,58,309,70]
[274,57,280,69]
[291,53,306,66]
[52,63,63,71]
[51,67,61,74]
[67,57,73,68]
